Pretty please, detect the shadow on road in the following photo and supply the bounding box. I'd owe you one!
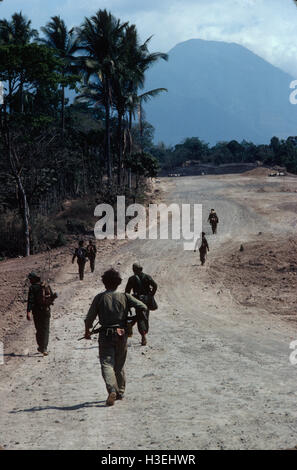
[4,353,41,358]
[10,401,106,413]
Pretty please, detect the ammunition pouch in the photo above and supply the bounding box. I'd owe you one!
[135,293,158,311]
[99,326,126,337]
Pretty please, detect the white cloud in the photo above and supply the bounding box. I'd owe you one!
[1,0,297,76]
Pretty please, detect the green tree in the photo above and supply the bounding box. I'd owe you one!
[122,27,168,186]
[0,12,38,110]
[0,44,65,256]
[0,43,63,112]
[39,16,80,131]
[77,9,127,185]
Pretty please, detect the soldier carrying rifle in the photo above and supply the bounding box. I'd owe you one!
[26,272,57,356]
[84,268,147,406]
[125,263,158,346]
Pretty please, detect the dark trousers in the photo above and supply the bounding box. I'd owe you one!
[131,308,149,335]
[78,261,86,280]
[33,310,50,352]
[211,222,217,234]
[98,332,128,395]
[89,256,96,273]
[200,249,207,265]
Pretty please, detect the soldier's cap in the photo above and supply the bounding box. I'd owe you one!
[132,262,143,271]
[28,272,40,280]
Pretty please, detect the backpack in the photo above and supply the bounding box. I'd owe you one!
[87,245,96,257]
[210,214,218,223]
[134,275,158,311]
[77,247,87,262]
[35,283,57,309]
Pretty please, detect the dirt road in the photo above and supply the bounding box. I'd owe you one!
[1,174,297,450]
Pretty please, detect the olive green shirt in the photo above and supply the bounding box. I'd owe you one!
[85,291,147,329]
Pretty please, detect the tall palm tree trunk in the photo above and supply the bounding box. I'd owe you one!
[138,99,144,153]
[127,109,133,189]
[4,117,30,256]
[61,84,65,132]
[105,78,112,185]
[117,111,123,186]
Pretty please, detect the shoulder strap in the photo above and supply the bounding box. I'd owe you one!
[124,293,133,316]
[134,274,143,293]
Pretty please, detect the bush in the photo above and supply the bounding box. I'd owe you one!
[0,211,24,256]
[31,215,58,252]
[54,232,67,247]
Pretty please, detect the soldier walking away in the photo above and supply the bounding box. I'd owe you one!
[72,240,88,280]
[125,263,158,346]
[26,272,57,356]
[194,232,209,266]
[87,240,97,273]
[84,268,147,406]
[208,209,219,234]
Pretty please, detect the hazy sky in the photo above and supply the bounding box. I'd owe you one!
[1,0,297,76]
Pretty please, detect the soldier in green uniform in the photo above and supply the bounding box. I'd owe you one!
[72,240,88,280]
[86,240,97,273]
[84,268,147,406]
[125,263,158,346]
[26,272,56,356]
[194,232,210,266]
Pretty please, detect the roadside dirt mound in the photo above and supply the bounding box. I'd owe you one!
[209,237,297,322]
[242,167,273,177]
[243,167,297,178]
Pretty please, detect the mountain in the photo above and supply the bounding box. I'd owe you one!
[144,39,297,146]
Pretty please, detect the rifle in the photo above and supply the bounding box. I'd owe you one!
[78,321,100,341]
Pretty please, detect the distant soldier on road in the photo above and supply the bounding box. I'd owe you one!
[194,232,210,266]
[208,209,219,234]
[72,240,88,280]
[84,268,147,406]
[125,263,158,346]
[26,272,57,356]
[86,240,97,273]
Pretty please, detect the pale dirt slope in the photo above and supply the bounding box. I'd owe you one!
[1,174,297,450]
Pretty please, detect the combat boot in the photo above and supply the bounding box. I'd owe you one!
[106,391,117,406]
[141,334,147,346]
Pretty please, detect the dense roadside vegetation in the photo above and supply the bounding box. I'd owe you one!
[1,7,296,258]
[148,136,297,174]
[0,10,167,257]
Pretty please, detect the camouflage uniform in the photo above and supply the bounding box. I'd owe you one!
[27,281,53,354]
[125,273,157,336]
[85,291,146,397]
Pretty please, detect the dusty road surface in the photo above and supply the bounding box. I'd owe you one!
[1,173,297,450]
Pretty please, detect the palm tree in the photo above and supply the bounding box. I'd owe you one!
[77,10,127,185]
[39,16,79,131]
[0,12,38,110]
[123,32,168,186]
[0,12,38,45]
[112,25,168,186]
